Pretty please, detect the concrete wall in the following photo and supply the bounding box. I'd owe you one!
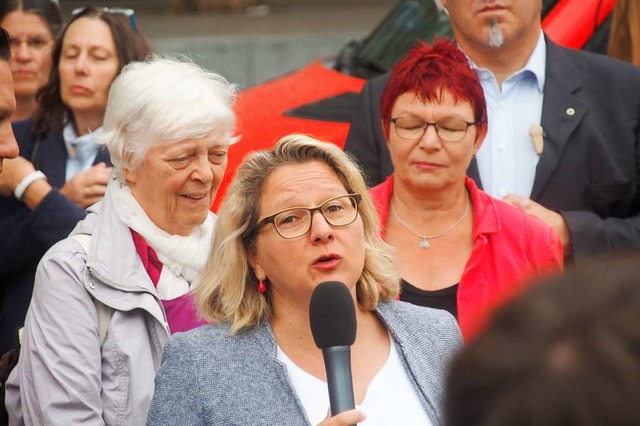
[60,0,393,13]
[151,32,365,88]
[58,1,393,88]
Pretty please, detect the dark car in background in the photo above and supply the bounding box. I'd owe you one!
[213,0,616,210]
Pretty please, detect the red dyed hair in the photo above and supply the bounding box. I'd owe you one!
[381,38,487,141]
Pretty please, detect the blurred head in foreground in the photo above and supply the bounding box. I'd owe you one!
[446,255,640,426]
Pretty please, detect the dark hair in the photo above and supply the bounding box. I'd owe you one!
[381,38,488,142]
[446,255,640,426]
[31,6,151,137]
[0,0,63,39]
[0,27,10,61]
[608,0,640,66]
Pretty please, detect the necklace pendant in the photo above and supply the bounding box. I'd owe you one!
[420,238,429,249]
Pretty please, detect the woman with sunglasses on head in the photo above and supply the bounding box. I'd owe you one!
[371,39,563,341]
[0,0,63,122]
[147,135,462,426]
[0,7,150,357]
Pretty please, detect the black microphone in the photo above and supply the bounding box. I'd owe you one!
[309,281,357,417]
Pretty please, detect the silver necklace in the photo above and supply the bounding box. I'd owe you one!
[390,195,470,248]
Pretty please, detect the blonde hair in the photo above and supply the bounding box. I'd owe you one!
[196,134,400,333]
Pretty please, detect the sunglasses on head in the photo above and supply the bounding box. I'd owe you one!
[71,7,138,32]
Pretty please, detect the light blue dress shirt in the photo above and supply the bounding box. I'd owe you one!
[472,31,546,199]
[62,123,103,182]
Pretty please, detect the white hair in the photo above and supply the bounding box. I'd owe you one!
[100,56,238,183]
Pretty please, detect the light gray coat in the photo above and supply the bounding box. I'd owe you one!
[5,187,172,425]
[147,301,462,425]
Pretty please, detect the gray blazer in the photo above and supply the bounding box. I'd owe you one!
[147,301,462,425]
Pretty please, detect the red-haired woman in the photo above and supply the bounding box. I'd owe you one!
[370,39,563,341]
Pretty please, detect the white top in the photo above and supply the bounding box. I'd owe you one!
[473,30,547,199]
[277,337,432,425]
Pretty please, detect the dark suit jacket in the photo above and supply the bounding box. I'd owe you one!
[0,120,111,354]
[344,37,640,260]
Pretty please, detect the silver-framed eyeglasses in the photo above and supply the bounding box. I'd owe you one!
[255,194,362,239]
[390,117,476,142]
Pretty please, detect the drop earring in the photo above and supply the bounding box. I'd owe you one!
[257,278,267,294]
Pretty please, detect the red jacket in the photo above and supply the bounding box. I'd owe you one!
[370,176,563,340]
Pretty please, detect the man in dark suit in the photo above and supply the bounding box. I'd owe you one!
[345,0,640,261]
[0,27,19,173]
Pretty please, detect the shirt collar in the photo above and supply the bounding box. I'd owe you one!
[62,121,103,161]
[523,30,546,92]
[466,30,546,92]
[130,229,163,287]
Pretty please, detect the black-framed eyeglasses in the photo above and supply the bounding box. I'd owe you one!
[390,117,476,142]
[71,7,138,32]
[254,194,362,239]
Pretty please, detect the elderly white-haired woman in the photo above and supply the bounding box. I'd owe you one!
[5,57,237,425]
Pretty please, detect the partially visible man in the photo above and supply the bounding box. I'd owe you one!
[0,27,19,173]
[345,0,640,261]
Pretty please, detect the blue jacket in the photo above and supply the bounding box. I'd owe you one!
[147,301,462,425]
[0,119,111,354]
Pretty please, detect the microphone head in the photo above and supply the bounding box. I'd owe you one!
[309,281,357,349]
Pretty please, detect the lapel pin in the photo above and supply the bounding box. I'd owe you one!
[566,107,576,116]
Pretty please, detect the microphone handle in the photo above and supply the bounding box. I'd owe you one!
[322,345,356,416]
